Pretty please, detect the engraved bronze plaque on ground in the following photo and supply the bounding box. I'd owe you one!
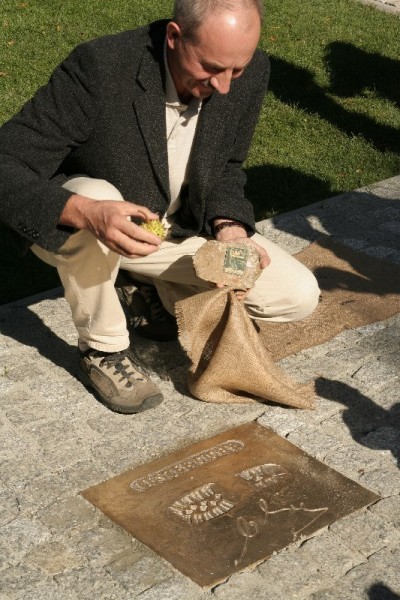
[81,422,379,588]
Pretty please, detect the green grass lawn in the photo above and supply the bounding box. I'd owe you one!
[1,0,399,303]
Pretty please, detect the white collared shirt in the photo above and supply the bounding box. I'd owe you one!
[163,44,202,227]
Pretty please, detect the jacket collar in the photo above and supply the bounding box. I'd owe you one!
[132,21,170,202]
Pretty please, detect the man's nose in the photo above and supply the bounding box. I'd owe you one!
[210,70,233,95]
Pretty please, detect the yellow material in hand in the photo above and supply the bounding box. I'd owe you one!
[140,219,166,240]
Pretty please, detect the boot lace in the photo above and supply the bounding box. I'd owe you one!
[89,350,146,388]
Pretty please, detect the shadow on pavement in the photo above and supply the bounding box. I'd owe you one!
[315,377,400,468]
[268,188,400,247]
[0,299,77,377]
[267,187,400,299]
[368,582,400,599]
[0,298,190,397]
[129,332,190,397]
[312,234,400,298]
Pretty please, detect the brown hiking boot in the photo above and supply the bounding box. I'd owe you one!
[132,283,178,342]
[78,349,163,414]
[116,276,178,342]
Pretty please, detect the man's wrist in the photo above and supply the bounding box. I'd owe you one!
[212,219,247,236]
[59,194,93,229]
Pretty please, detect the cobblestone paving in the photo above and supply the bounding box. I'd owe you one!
[357,0,400,13]
[0,177,399,599]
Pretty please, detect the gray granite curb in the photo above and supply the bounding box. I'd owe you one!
[357,0,400,14]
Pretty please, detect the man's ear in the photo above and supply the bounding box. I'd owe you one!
[166,21,182,50]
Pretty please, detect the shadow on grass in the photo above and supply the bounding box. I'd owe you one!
[315,377,400,468]
[326,42,400,108]
[268,53,400,152]
[245,164,334,220]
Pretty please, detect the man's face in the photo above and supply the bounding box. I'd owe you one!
[166,9,261,103]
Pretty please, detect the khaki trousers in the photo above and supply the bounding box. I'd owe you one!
[32,178,320,352]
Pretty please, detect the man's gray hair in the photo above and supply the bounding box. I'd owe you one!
[172,0,264,39]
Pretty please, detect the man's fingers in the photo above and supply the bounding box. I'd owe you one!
[215,282,248,298]
[95,200,161,231]
[259,251,271,269]
[234,290,248,300]
[102,223,162,256]
[123,203,160,222]
[96,208,162,245]
[114,240,160,259]
[250,240,270,269]
[213,233,271,270]
[118,218,162,246]
[103,230,161,258]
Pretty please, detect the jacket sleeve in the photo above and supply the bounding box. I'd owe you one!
[0,42,102,251]
[203,51,270,235]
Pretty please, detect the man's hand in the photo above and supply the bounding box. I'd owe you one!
[59,194,162,258]
[213,219,271,299]
[214,220,271,269]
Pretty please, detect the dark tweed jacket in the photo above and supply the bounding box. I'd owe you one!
[0,20,270,253]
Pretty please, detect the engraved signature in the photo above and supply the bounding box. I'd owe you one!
[234,498,328,566]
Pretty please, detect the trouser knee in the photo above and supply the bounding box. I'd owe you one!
[62,177,124,201]
[291,271,320,321]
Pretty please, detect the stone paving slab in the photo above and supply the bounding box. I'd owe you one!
[357,0,400,14]
[0,176,399,599]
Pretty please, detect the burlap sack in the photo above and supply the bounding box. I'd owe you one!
[176,288,315,409]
